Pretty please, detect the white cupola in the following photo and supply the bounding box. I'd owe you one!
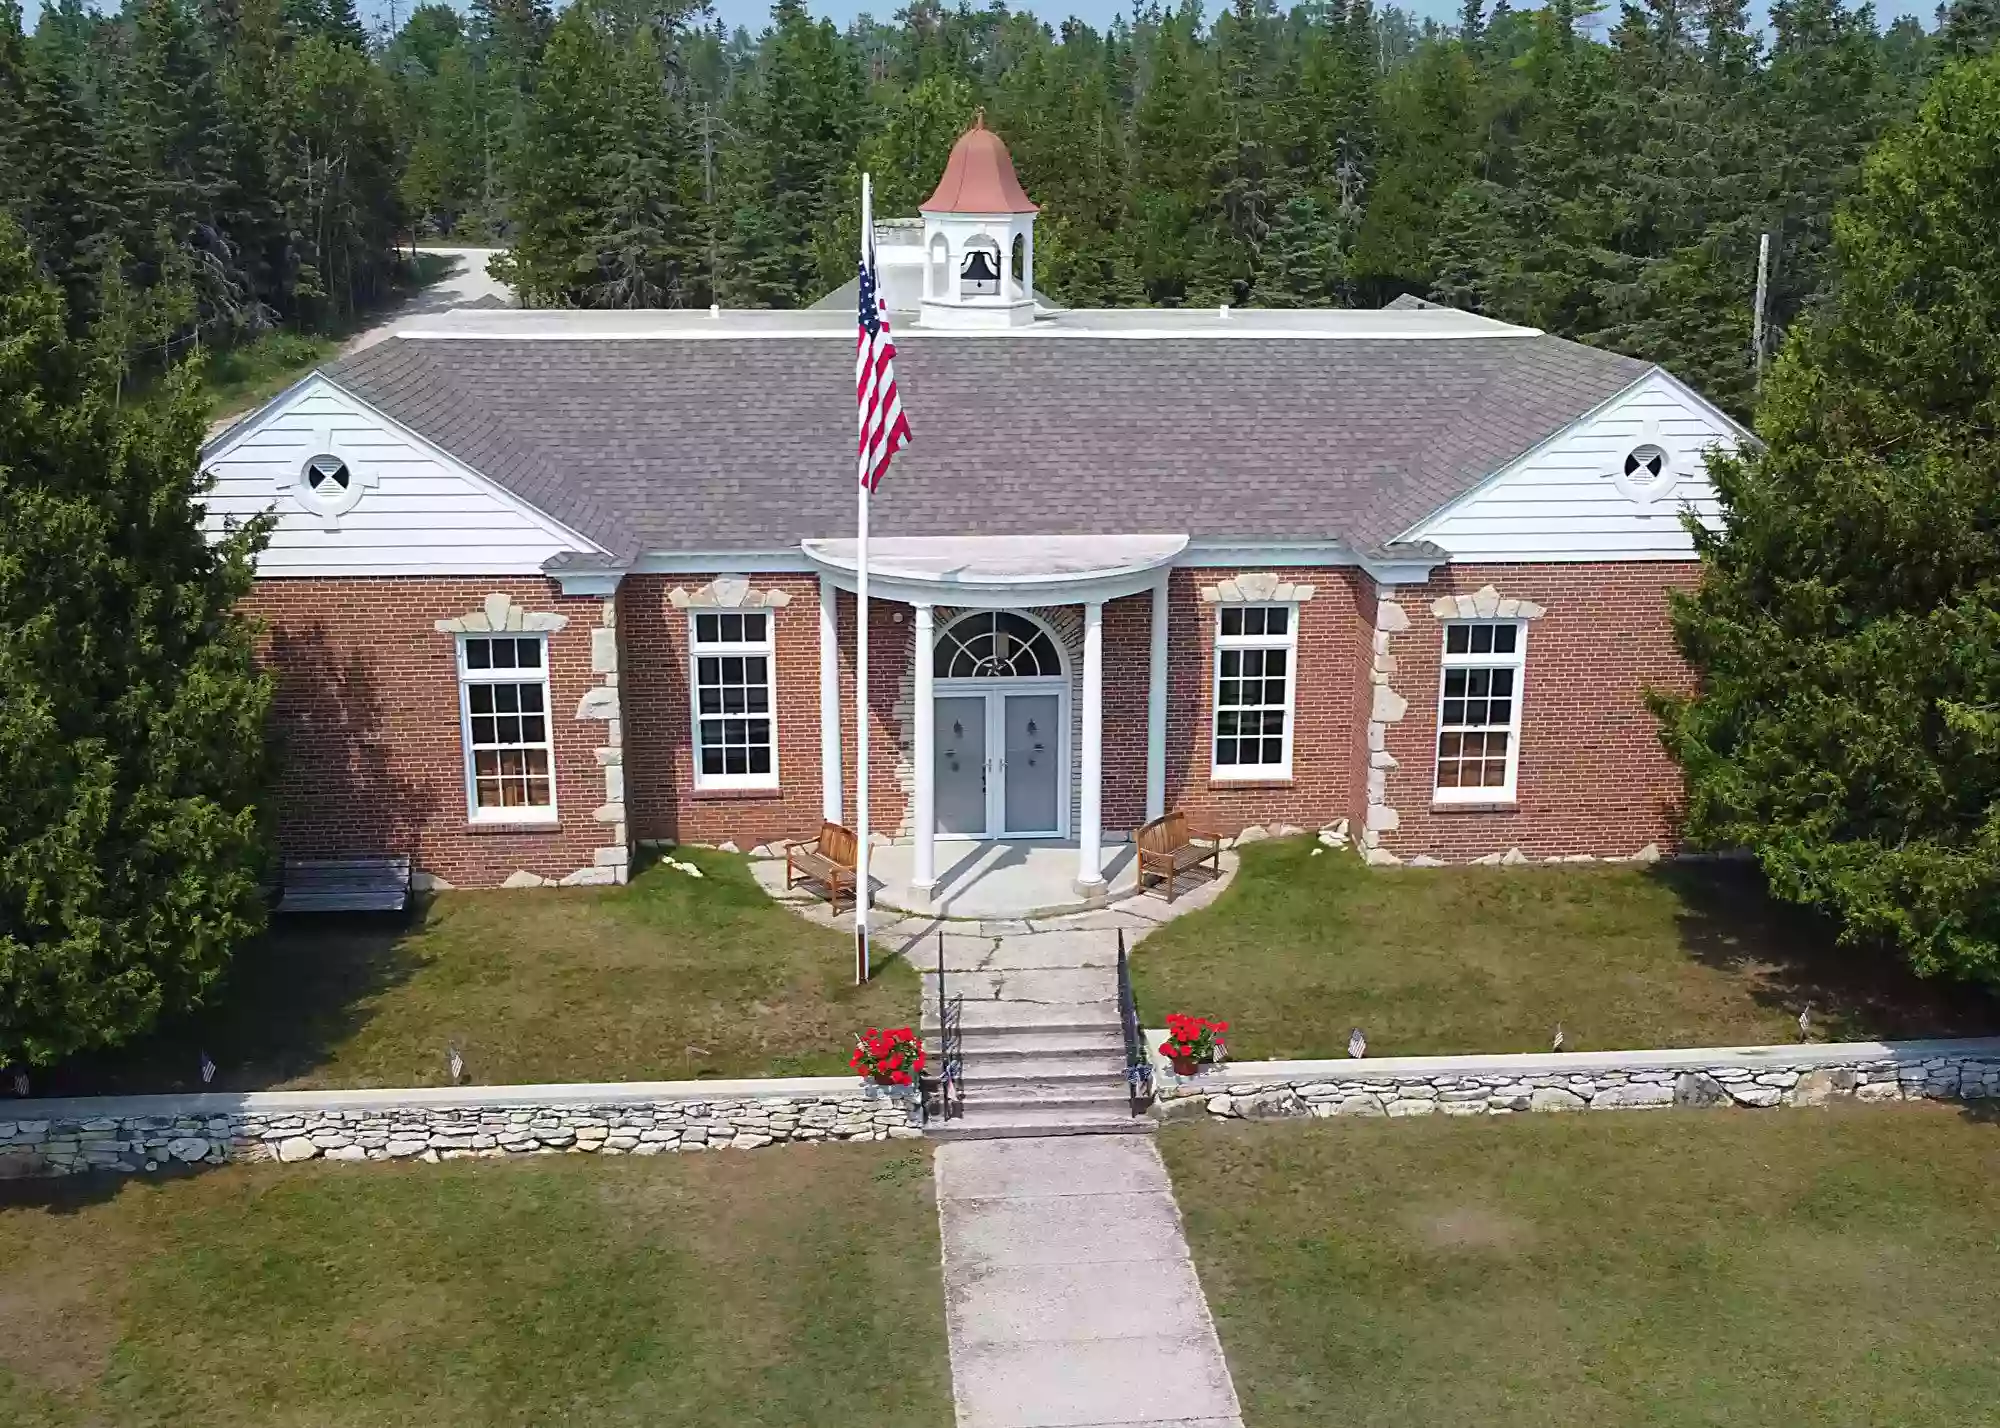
[918,111,1038,330]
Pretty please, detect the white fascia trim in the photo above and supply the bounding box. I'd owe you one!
[199,371,327,460]
[255,563,571,579]
[1177,541,1444,585]
[629,549,816,575]
[1179,541,1362,567]
[552,570,625,597]
[1392,370,1662,551]
[812,564,1167,609]
[1649,366,1759,448]
[211,372,611,565]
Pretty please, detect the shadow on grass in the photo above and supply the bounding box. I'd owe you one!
[1658,861,2000,1043]
[26,912,434,1099]
[15,622,444,1100]
[0,1161,210,1216]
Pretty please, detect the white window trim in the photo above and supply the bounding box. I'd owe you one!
[689,610,781,792]
[457,634,559,825]
[1433,620,1528,804]
[1211,602,1298,782]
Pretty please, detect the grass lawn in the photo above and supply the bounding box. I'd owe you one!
[0,1141,949,1427]
[1162,1105,2000,1427]
[1131,839,1998,1058]
[42,850,918,1095]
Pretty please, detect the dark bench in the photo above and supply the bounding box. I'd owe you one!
[1133,812,1222,903]
[278,856,412,913]
[786,822,859,907]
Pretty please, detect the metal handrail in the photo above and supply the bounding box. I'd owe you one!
[1116,928,1153,1113]
[933,931,964,1122]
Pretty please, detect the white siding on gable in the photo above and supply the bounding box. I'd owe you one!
[1407,369,1742,562]
[200,377,601,576]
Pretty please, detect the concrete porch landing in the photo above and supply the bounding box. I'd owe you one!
[748,838,1234,924]
[874,840,1140,919]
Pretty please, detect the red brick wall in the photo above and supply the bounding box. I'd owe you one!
[1160,567,1375,835]
[244,577,607,887]
[1101,592,1153,836]
[1379,562,1699,860]
[620,573,831,851]
[251,562,1696,879]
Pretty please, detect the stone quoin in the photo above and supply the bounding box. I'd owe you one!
[200,118,1749,892]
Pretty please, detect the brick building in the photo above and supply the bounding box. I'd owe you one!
[203,121,1745,898]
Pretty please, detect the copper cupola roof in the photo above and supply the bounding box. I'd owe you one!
[921,111,1039,216]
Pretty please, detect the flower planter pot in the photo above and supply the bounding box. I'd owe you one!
[1168,1055,1203,1077]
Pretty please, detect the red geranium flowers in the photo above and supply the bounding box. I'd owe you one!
[851,1027,927,1086]
[1158,1012,1228,1070]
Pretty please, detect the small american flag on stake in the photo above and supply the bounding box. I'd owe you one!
[856,220,912,491]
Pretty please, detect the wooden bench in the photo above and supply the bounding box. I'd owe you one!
[278,856,412,914]
[786,822,859,907]
[1133,812,1222,903]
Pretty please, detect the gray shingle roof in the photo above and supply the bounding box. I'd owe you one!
[322,331,1651,560]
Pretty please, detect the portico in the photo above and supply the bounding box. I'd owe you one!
[802,534,1185,906]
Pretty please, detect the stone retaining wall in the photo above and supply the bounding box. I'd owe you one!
[0,1078,919,1179]
[1150,1037,2000,1121]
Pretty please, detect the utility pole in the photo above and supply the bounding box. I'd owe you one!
[1752,230,1771,391]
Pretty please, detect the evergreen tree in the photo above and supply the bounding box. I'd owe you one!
[1656,55,2000,984]
[717,0,864,307]
[494,0,616,303]
[0,213,273,1067]
[589,15,699,307]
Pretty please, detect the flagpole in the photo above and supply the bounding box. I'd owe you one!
[854,172,873,987]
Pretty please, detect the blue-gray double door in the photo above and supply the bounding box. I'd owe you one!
[934,690,1061,838]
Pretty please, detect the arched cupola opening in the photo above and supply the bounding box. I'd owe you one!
[918,110,1037,329]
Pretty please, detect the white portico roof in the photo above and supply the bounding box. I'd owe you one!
[801,533,1187,606]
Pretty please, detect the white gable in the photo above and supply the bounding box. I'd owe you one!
[200,375,602,577]
[1405,369,1744,562]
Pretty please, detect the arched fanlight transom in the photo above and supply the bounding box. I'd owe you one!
[935,611,1061,679]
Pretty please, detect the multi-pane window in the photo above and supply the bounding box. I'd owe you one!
[1213,605,1295,777]
[1435,621,1527,800]
[459,636,555,820]
[691,610,778,789]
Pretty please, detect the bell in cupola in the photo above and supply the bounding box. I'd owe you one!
[919,110,1039,329]
[959,246,1001,296]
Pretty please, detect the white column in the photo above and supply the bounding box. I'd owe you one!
[1077,600,1105,895]
[818,575,842,824]
[911,603,937,897]
[1146,570,1169,823]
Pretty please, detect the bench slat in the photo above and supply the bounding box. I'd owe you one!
[279,855,411,914]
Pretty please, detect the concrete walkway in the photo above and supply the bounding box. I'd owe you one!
[936,1135,1244,1428]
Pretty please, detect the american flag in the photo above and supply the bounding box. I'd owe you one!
[856,232,912,492]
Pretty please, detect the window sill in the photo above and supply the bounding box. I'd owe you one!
[1429,798,1519,813]
[464,816,564,835]
[690,784,784,800]
[1208,774,1295,789]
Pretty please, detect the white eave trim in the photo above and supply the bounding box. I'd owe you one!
[802,533,1188,608]
[205,371,613,572]
[1389,364,1752,556]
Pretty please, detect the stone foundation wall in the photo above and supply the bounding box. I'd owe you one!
[1152,1039,2000,1121]
[0,1081,919,1179]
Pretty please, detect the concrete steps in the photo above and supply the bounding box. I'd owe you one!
[930,1103,1153,1140]
[921,930,1150,1140]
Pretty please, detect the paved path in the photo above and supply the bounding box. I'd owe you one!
[936,1134,1245,1428]
[343,246,511,354]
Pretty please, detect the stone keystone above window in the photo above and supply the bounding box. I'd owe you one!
[434,593,570,634]
[1431,585,1545,621]
[1200,572,1316,604]
[668,575,793,609]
